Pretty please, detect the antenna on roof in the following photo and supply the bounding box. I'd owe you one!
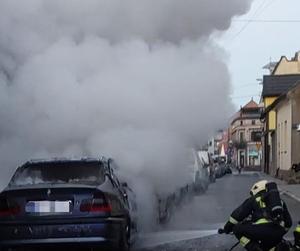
[256,78,263,85]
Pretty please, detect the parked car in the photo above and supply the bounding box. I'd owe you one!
[108,159,139,239]
[225,163,233,174]
[0,158,137,251]
[198,150,216,183]
[157,149,210,224]
[212,156,220,178]
[118,181,138,239]
[157,192,176,224]
[213,155,227,178]
[188,149,210,194]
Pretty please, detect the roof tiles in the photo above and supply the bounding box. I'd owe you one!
[262,74,300,97]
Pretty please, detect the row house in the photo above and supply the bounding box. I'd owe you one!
[262,82,300,183]
[261,74,300,174]
[260,51,300,179]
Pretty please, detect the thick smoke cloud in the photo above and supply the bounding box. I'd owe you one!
[0,0,251,230]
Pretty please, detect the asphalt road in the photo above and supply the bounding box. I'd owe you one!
[134,172,300,251]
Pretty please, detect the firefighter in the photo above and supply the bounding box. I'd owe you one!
[222,180,292,251]
[295,222,300,250]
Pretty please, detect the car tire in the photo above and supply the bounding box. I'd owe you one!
[119,222,130,251]
[193,183,204,195]
[159,204,172,224]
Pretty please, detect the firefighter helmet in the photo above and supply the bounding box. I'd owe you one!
[250,180,268,196]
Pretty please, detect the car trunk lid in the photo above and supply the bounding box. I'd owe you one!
[0,185,111,221]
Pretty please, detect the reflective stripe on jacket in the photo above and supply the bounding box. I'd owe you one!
[228,194,292,229]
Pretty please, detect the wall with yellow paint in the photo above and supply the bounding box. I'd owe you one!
[264,97,277,130]
[273,56,300,75]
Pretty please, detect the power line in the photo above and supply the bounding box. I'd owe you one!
[228,0,271,42]
[231,94,261,99]
[233,19,300,23]
[227,0,278,44]
[255,0,278,17]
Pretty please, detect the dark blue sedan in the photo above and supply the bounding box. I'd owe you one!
[0,158,136,250]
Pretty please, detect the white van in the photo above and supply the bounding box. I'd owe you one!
[188,149,209,193]
[198,150,216,183]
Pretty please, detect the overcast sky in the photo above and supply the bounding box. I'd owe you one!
[218,0,300,109]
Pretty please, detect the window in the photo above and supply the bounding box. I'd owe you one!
[252,120,256,125]
[251,131,261,142]
[240,131,245,142]
[240,120,243,126]
[10,161,105,187]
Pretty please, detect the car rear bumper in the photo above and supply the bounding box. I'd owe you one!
[0,218,125,248]
[0,236,112,246]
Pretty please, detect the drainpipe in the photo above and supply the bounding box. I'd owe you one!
[265,117,270,174]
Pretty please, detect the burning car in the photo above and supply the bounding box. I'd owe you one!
[0,158,137,250]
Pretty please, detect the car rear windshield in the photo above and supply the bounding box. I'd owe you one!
[9,161,106,187]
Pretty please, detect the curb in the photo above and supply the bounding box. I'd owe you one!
[281,190,300,203]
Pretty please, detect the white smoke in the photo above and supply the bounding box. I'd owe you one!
[0,0,252,230]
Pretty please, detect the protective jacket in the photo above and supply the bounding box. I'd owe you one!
[224,192,292,233]
[295,222,300,250]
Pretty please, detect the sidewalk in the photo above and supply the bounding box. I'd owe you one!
[279,184,300,203]
[260,172,300,203]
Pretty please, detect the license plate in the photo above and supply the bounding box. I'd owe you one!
[26,201,71,213]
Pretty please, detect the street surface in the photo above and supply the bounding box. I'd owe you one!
[134,172,300,251]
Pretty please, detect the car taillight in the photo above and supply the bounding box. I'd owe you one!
[80,192,112,213]
[0,198,20,217]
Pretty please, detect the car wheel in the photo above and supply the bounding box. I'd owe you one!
[119,222,130,251]
[159,205,172,224]
[193,183,204,195]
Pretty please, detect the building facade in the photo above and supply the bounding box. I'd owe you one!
[261,74,300,174]
[264,83,300,183]
[262,52,300,174]
[230,100,263,169]
[261,52,300,174]
[272,52,300,75]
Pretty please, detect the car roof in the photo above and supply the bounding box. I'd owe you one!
[26,157,107,165]
[8,158,111,190]
[17,157,110,171]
